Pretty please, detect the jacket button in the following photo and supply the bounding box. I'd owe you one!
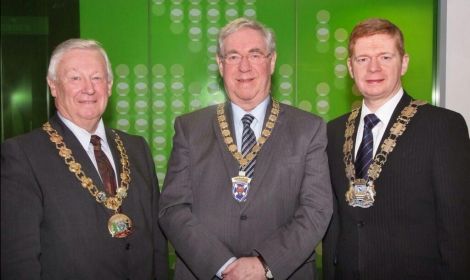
[126,243,131,250]
[357,221,365,227]
[240,215,247,220]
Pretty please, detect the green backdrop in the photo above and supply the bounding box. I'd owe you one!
[80,0,437,184]
[80,0,437,274]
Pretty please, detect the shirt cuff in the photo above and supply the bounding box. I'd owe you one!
[216,257,237,279]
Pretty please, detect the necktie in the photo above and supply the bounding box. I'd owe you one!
[90,135,117,195]
[355,114,380,179]
[241,114,256,178]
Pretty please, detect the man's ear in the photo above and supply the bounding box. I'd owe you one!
[270,52,277,75]
[47,78,58,97]
[216,55,224,77]
[347,58,354,79]
[107,80,113,97]
[400,54,409,76]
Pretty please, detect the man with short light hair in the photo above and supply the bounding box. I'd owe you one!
[1,39,169,279]
[323,18,470,279]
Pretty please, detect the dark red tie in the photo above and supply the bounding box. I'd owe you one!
[90,135,117,195]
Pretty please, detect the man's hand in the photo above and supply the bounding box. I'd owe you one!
[222,256,266,280]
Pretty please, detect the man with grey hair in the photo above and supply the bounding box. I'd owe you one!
[1,39,169,279]
[159,18,332,279]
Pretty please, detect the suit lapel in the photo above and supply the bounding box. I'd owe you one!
[241,101,282,210]
[352,108,361,162]
[376,93,412,149]
[212,102,239,182]
[105,128,122,186]
[213,100,285,209]
[352,93,412,161]
[49,115,106,193]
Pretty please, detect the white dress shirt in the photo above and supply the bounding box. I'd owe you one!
[215,97,270,278]
[231,96,270,152]
[355,88,404,158]
[57,112,118,184]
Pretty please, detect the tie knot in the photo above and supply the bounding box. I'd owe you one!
[242,114,255,127]
[90,135,101,148]
[364,114,380,129]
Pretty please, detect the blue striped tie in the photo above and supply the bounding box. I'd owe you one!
[355,114,380,179]
[241,114,256,178]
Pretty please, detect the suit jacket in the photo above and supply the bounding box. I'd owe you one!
[1,115,169,280]
[159,101,333,279]
[323,93,470,280]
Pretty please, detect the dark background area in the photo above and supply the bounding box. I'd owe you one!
[1,0,79,141]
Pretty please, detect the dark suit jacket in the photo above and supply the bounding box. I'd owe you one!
[323,93,470,280]
[1,115,169,280]
[159,101,333,279]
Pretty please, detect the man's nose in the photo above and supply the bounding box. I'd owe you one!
[368,57,382,72]
[82,78,96,94]
[238,55,252,72]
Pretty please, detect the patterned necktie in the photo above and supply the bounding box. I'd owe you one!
[90,135,117,195]
[355,114,380,179]
[240,114,256,178]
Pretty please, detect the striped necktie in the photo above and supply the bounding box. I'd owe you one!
[90,135,117,195]
[355,114,380,179]
[240,114,256,178]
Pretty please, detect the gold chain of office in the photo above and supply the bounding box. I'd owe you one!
[42,122,131,212]
[217,100,280,168]
[343,100,426,197]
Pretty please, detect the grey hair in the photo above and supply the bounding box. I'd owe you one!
[217,17,276,57]
[47,38,113,81]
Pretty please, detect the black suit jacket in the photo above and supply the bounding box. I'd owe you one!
[323,93,470,279]
[1,115,169,280]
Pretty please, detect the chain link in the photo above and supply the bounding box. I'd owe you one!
[42,122,131,211]
[343,100,426,183]
[217,100,280,168]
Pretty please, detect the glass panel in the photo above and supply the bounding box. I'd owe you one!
[0,0,79,141]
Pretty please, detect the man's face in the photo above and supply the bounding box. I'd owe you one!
[216,27,276,111]
[48,49,112,132]
[348,33,409,106]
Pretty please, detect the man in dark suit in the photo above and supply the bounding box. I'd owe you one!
[1,39,169,279]
[323,18,470,279]
[159,18,333,280]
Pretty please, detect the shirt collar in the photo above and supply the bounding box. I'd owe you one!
[231,96,270,126]
[57,112,108,151]
[360,88,404,125]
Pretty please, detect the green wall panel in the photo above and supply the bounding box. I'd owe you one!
[296,0,436,119]
[81,0,436,184]
[80,0,436,275]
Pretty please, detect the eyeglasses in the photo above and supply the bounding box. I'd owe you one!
[222,52,272,65]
